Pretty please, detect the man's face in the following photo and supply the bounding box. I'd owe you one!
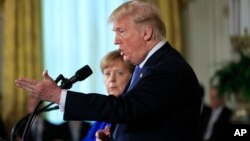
[209,88,223,109]
[112,15,148,65]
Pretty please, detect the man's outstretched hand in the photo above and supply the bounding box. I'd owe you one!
[15,70,62,104]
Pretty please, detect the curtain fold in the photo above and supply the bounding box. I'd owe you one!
[155,0,187,53]
[2,0,42,134]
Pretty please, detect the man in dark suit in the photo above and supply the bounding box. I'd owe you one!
[15,0,202,141]
[199,86,232,141]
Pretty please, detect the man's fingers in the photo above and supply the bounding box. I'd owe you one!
[42,70,53,81]
[95,130,103,138]
[16,77,38,85]
[95,129,111,141]
[15,78,39,95]
[42,70,48,79]
[15,79,32,88]
[15,79,35,93]
[104,125,111,132]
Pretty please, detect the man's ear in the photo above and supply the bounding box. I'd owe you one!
[143,26,153,41]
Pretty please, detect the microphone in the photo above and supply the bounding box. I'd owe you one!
[20,65,93,141]
[59,65,93,89]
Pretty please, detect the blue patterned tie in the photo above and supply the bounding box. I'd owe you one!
[128,65,142,91]
[112,66,142,140]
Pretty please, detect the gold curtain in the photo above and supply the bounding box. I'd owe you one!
[155,0,188,54]
[2,0,42,134]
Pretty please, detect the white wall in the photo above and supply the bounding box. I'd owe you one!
[182,0,236,104]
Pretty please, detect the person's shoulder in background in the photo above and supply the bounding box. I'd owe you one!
[0,117,7,140]
[55,121,91,141]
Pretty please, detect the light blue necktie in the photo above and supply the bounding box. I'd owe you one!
[131,66,141,83]
[128,65,142,91]
[112,66,142,140]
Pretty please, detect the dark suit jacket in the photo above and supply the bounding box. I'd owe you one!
[64,42,202,141]
[199,105,232,141]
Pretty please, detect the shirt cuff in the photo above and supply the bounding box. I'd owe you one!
[59,89,67,112]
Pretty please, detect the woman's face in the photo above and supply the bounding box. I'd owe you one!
[103,60,132,97]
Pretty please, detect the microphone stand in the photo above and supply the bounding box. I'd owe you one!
[10,74,72,141]
[10,104,59,141]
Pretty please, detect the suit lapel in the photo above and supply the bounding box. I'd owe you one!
[122,42,171,94]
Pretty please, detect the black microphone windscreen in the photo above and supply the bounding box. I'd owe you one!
[59,65,93,89]
[76,65,93,81]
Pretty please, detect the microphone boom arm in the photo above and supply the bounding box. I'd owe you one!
[11,65,92,141]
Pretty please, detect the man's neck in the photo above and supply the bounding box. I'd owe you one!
[138,40,166,68]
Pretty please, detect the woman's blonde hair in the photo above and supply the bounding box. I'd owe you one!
[100,50,134,73]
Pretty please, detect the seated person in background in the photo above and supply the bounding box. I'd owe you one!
[199,86,232,141]
[14,95,58,141]
[82,50,134,141]
[56,120,90,141]
[0,116,7,141]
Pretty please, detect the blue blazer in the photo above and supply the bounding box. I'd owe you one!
[64,42,202,141]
